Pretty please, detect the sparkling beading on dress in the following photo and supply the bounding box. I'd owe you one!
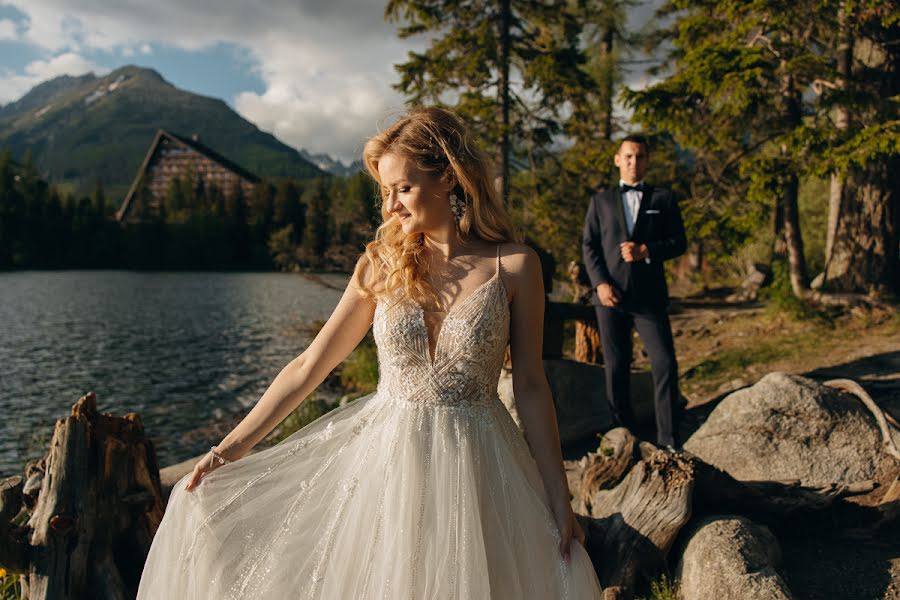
[137,244,603,599]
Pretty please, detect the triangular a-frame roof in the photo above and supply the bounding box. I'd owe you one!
[116,129,260,222]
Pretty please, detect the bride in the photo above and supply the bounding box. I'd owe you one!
[137,107,603,599]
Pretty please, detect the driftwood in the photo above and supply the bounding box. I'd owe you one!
[824,378,900,461]
[0,392,165,600]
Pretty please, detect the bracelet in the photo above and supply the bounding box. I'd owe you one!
[208,446,232,469]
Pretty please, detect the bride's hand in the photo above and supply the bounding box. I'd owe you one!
[552,499,585,561]
[185,451,228,492]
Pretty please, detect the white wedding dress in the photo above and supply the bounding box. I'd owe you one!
[137,246,603,599]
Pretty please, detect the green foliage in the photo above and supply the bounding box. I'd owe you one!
[267,394,335,445]
[340,334,379,394]
[268,224,300,272]
[0,570,21,600]
[302,178,334,267]
[760,261,835,322]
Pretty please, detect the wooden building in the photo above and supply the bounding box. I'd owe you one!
[116,129,260,223]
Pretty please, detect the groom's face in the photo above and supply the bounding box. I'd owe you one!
[614,141,648,185]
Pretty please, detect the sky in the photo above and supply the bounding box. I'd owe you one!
[0,1,662,165]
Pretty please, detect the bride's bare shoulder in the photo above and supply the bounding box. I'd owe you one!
[498,242,544,301]
[499,241,539,274]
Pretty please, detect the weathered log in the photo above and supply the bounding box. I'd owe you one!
[578,446,694,598]
[824,378,900,461]
[575,427,636,513]
[3,392,166,600]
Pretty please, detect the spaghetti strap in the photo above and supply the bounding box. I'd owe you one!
[495,243,502,277]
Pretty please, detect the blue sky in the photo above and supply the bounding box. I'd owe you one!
[0,1,661,164]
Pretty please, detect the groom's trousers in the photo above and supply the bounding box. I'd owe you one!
[594,305,680,447]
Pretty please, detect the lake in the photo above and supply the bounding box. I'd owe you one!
[0,270,348,477]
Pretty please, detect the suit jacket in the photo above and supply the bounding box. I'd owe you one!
[581,185,687,308]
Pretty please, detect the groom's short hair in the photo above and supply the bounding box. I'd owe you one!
[618,134,649,154]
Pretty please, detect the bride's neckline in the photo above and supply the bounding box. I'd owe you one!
[414,271,505,367]
[412,243,505,367]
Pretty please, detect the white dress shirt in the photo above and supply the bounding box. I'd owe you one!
[620,179,643,236]
[620,179,651,263]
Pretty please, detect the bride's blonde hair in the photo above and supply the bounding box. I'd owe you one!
[356,107,519,306]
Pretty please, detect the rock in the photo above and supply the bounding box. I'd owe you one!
[685,372,884,485]
[676,515,793,600]
[810,272,825,290]
[727,263,771,302]
[498,359,655,444]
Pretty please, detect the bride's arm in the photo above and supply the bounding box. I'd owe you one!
[505,245,583,558]
[197,259,375,468]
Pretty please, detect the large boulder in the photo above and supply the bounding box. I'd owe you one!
[676,515,793,600]
[685,372,884,485]
[498,359,655,444]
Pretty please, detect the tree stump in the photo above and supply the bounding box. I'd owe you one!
[0,392,165,600]
[578,446,695,598]
[568,261,603,364]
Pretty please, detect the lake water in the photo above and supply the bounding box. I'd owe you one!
[0,271,348,477]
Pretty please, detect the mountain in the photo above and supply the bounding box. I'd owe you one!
[0,65,326,196]
[298,150,365,178]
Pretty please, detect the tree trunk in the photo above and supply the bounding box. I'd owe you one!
[598,26,615,142]
[824,166,900,295]
[779,67,809,296]
[0,392,165,600]
[825,1,852,266]
[497,0,511,204]
[823,21,900,296]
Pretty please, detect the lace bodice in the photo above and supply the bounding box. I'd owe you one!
[372,245,510,408]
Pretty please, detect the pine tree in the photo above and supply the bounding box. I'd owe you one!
[386,0,592,204]
[624,0,835,297]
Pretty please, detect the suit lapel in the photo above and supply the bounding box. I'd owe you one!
[611,187,628,240]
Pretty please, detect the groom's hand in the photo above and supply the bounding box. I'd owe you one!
[620,241,648,262]
[596,283,620,307]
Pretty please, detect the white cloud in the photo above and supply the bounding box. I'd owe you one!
[0,52,107,104]
[1,0,419,162]
[0,19,18,41]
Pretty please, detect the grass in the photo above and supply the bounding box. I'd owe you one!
[0,569,21,600]
[265,394,333,445]
[636,572,679,600]
[339,333,379,394]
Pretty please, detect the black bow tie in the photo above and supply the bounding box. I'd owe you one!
[621,183,643,193]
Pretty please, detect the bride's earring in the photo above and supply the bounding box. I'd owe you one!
[449,192,466,225]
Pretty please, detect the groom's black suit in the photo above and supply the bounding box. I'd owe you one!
[581,184,687,447]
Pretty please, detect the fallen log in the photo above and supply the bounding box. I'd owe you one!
[0,392,165,600]
[578,446,695,598]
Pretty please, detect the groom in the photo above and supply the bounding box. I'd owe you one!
[581,135,687,450]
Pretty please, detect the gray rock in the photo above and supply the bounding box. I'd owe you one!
[685,372,882,485]
[498,358,655,444]
[676,515,793,600]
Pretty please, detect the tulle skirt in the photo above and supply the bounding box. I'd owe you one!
[137,392,603,599]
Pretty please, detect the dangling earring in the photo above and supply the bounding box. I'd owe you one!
[449,192,466,224]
